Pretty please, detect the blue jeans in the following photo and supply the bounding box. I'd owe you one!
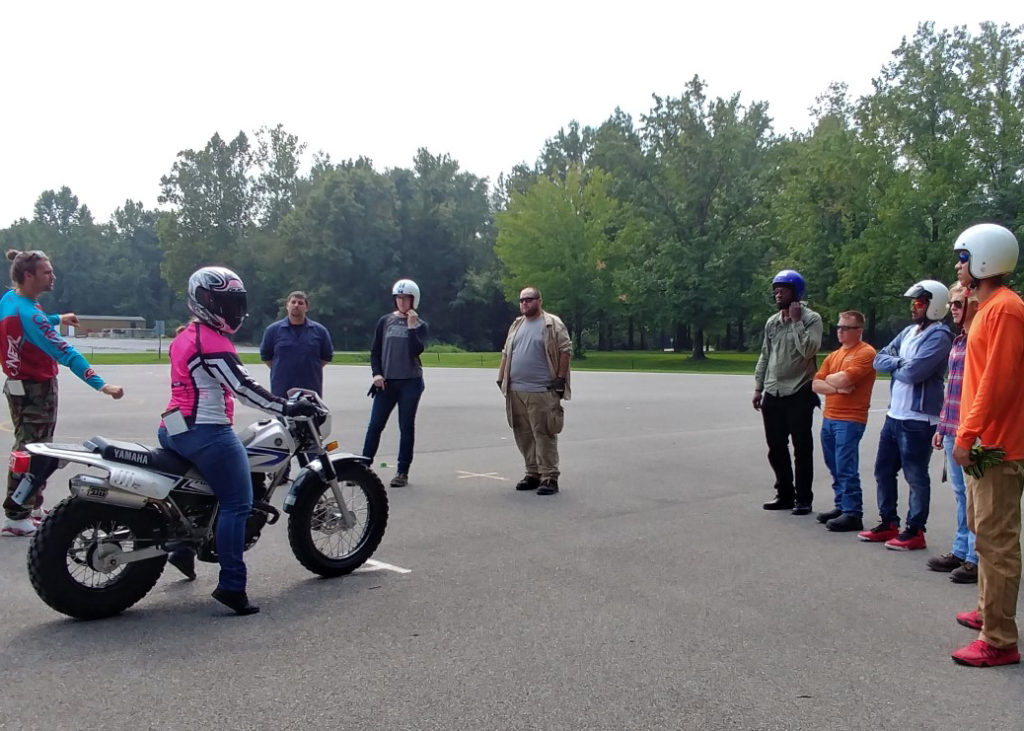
[943,434,978,563]
[820,418,866,516]
[362,377,424,474]
[158,424,252,593]
[873,416,936,530]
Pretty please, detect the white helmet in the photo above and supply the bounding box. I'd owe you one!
[392,278,420,309]
[904,279,949,321]
[953,223,1019,280]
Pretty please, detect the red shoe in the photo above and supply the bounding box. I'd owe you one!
[952,640,1020,667]
[885,528,926,551]
[956,610,983,630]
[858,521,899,542]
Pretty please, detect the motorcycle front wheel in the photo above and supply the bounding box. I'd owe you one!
[27,497,167,620]
[287,463,388,577]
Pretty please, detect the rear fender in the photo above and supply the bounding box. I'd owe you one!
[282,453,370,514]
[26,443,179,499]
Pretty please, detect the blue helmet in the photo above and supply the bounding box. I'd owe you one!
[772,269,806,301]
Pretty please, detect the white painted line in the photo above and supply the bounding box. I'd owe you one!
[355,559,411,574]
[456,470,507,481]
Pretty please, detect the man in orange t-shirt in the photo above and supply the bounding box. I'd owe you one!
[949,223,1024,668]
[811,311,877,532]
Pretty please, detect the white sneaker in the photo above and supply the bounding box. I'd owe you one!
[30,507,48,524]
[1,517,38,537]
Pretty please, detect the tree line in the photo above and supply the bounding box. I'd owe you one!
[1,22,1021,357]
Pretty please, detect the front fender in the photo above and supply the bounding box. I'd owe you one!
[282,453,371,514]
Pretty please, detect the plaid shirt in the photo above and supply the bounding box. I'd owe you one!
[936,332,966,437]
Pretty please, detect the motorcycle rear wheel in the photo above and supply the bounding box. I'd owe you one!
[27,497,167,620]
[287,463,388,577]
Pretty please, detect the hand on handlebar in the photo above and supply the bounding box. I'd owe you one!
[284,400,322,418]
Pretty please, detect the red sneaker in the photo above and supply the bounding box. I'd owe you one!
[952,640,1020,667]
[956,610,983,630]
[858,521,899,542]
[885,528,926,551]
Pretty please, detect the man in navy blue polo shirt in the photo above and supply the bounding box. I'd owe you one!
[260,291,334,397]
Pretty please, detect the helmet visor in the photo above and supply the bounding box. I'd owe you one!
[217,291,248,331]
[904,285,932,301]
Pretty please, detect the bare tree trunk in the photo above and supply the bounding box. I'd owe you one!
[690,328,706,360]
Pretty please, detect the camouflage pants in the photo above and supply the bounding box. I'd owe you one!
[4,378,58,519]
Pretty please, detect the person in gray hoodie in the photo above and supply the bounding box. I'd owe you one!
[859,280,954,551]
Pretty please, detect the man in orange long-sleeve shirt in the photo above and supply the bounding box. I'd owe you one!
[950,223,1024,668]
[812,310,877,532]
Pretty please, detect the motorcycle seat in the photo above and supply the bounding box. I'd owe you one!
[87,436,194,476]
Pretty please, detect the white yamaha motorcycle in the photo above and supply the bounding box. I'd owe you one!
[12,391,388,620]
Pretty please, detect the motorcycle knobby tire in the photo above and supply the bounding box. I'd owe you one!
[27,497,167,620]
[287,463,388,577]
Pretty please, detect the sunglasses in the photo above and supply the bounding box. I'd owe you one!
[519,296,538,303]
[957,251,970,263]
[836,325,862,331]
[950,300,965,309]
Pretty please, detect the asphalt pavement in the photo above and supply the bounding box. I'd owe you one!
[0,365,1020,730]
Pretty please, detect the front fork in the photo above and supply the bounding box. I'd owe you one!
[317,453,356,530]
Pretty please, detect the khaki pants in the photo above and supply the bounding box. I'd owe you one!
[510,391,563,480]
[966,459,1024,649]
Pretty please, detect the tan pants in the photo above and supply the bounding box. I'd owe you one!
[510,391,563,480]
[966,459,1024,649]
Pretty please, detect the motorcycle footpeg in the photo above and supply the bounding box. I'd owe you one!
[254,501,280,525]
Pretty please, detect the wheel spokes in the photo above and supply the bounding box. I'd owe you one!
[310,480,370,559]
[66,519,137,588]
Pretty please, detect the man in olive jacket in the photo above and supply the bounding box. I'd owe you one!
[753,269,823,516]
[496,286,571,496]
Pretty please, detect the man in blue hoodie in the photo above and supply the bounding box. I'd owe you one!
[859,280,953,551]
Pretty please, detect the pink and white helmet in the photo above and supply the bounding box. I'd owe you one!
[188,266,247,334]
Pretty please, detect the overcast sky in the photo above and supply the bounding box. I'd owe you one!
[1,1,1021,227]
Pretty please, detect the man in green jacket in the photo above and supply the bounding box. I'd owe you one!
[753,269,823,515]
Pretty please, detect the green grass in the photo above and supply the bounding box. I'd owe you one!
[86,348,893,381]
[84,349,763,374]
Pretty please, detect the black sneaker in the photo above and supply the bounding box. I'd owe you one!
[536,478,559,495]
[212,588,260,616]
[168,550,197,581]
[825,513,863,532]
[817,508,842,524]
[515,475,541,491]
[390,473,409,488]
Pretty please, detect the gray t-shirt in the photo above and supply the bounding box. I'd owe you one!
[373,313,427,380]
[509,317,550,393]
